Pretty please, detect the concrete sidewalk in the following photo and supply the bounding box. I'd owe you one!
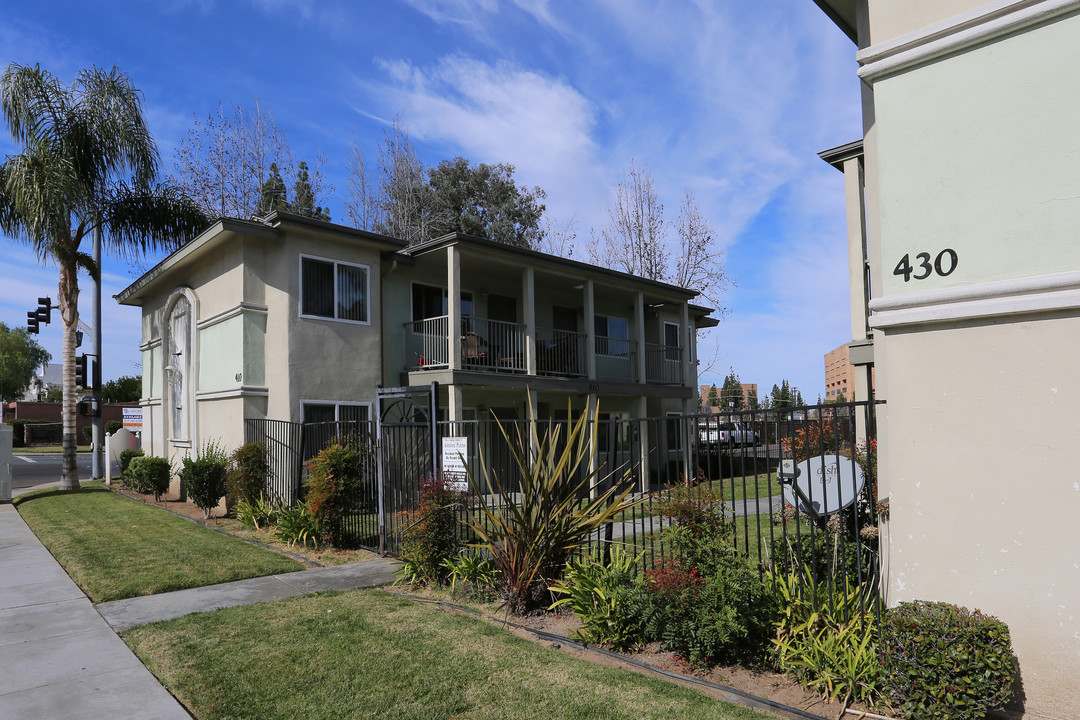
[0,503,192,720]
[0,501,399,720]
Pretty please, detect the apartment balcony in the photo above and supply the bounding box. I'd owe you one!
[404,318,683,386]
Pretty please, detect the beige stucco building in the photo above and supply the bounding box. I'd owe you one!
[814,1,1080,716]
[116,211,713,480]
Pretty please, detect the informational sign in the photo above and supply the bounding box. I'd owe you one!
[780,455,865,517]
[122,407,143,431]
[441,436,469,491]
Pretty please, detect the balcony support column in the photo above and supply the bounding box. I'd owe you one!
[448,245,461,371]
[584,280,596,380]
[637,396,649,493]
[523,267,536,375]
[680,301,691,387]
[635,292,646,384]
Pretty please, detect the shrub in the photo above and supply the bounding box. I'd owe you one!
[105,420,123,435]
[181,441,230,518]
[119,447,145,478]
[127,455,172,500]
[771,565,882,708]
[883,601,1015,720]
[396,474,466,586]
[234,494,278,531]
[465,401,641,613]
[8,419,53,448]
[82,424,93,443]
[643,480,777,666]
[781,419,839,461]
[274,501,320,549]
[304,443,365,546]
[441,550,500,599]
[226,442,269,508]
[549,547,648,651]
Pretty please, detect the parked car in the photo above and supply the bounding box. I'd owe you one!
[698,420,757,448]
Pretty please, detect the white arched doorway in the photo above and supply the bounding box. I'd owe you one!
[162,287,199,488]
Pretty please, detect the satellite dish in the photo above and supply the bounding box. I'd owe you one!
[781,455,865,516]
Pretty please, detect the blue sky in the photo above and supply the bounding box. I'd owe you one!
[0,0,861,402]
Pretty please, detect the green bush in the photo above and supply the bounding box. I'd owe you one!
[119,447,145,478]
[883,601,1015,720]
[771,565,882,707]
[549,547,648,651]
[82,424,93,443]
[397,474,466,586]
[234,495,278,531]
[226,442,269,508]
[7,419,53,448]
[274,501,320,549]
[304,443,365,546]
[642,480,777,666]
[181,441,230,519]
[127,455,172,501]
[105,420,123,435]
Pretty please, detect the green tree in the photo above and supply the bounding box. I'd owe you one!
[290,161,330,221]
[256,162,288,215]
[706,383,719,408]
[769,380,804,408]
[428,157,546,248]
[101,374,141,403]
[0,322,51,403]
[0,63,207,489]
[720,367,743,409]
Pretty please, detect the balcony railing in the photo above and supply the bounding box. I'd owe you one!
[537,327,586,377]
[645,343,683,384]
[595,335,636,382]
[405,316,449,369]
[404,321,683,386]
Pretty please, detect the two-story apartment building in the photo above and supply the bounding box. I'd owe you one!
[116,211,714,473]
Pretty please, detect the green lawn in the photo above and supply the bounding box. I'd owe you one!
[14,445,91,454]
[125,589,774,720]
[16,484,303,602]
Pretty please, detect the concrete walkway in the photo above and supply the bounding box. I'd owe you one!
[0,501,399,720]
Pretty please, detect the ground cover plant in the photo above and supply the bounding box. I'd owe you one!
[124,589,775,720]
[15,484,302,601]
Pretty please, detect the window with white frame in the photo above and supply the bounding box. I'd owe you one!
[594,315,629,356]
[301,401,371,424]
[300,255,369,323]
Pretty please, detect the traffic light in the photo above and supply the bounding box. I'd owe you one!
[75,354,88,387]
[37,297,52,325]
[27,311,39,334]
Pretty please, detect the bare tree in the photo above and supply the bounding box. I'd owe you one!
[593,161,728,307]
[591,160,667,279]
[343,138,380,231]
[372,119,441,245]
[172,100,330,220]
[673,189,728,306]
[537,215,578,258]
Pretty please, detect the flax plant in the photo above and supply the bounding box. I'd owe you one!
[465,400,641,613]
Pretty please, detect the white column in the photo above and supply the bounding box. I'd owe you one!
[448,384,463,426]
[523,267,536,375]
[0,423,12,503]
[680,302,691,388]
[635,292,646,384]
[587,392,600,498]
[448,246,461,371]
[527,391,539,465]
[637,396,649,493]
[584,280,596,380]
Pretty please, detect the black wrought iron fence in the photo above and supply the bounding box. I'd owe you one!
[247,399,880,616]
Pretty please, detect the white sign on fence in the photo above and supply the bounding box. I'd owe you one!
[122,407,142,431]
[441,436,469,491]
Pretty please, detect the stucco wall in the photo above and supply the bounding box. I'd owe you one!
[878,314,1080,718]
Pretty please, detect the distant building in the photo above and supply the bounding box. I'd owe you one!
[824,344,853,401]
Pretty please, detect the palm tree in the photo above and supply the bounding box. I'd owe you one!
[0,63,208,490]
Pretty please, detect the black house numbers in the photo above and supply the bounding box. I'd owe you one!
[893,248,958,282]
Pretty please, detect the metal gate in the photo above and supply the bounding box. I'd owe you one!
[375,382,439,555]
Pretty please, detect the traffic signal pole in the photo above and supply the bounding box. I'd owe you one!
[91,225,104,480]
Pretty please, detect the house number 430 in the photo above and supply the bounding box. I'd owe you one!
[893,249,958,282]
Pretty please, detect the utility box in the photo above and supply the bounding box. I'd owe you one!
[0,423,12,503]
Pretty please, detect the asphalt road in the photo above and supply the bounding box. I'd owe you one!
[10,453,116,489]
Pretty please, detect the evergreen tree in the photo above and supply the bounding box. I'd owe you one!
[720,368,743,409]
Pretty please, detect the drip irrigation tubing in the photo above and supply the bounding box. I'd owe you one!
[393,592,833,720]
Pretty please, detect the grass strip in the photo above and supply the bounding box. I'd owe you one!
[15,484,303,602]
[126,589,774,720]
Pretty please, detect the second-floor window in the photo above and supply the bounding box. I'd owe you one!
[300,255,369,323]
[595,315,629,356]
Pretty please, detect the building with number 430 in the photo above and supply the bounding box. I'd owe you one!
[813,1,1080,716]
